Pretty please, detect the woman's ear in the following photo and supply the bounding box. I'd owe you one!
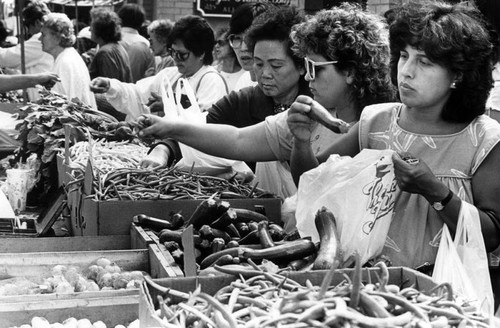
[345,68,356,85]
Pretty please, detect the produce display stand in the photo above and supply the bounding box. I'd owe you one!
[147,266,437,305]
[0,231,181,327]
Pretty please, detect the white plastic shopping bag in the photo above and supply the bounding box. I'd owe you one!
[432,201,494,316]
[295,149,396,265]
[254,160,297,200]
[160,77,253,177]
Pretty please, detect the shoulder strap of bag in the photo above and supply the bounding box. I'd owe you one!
[196,71,229,95]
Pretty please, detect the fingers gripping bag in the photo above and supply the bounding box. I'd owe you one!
[295,149,397,265]
[160,77,253,177]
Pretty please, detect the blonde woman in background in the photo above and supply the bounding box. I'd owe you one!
[40,13,96,108]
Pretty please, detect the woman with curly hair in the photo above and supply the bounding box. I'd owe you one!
[289,1,500,270]
[144,19,175,77]
[137,4,394,201]
[88,7,132,82]
[40,13,96,108]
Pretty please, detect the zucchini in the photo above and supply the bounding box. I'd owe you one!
[239,239,317,262]
[257,221,275,248]
[233,208,269,223]
[312,207,342,270]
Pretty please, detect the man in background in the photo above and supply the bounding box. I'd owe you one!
[117,4,154,82]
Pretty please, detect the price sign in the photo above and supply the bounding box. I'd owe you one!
[196,0,291,18]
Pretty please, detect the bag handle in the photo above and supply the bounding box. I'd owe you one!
[195,71,229,95]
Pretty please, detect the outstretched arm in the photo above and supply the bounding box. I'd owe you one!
[0,73,60,93]
[137,115,277,162]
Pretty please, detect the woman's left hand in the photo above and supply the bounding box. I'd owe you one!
[392,152,441,196]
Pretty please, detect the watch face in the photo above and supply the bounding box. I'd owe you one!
[433,202,444,211]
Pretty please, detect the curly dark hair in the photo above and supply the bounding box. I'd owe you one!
[246,6,305,71]
[90,7,121,43]
[229,3,274,35]
[291,3,395,118]
[167,15,214,65]
[23,0,50,28]
[389,1,494,123]
[117,4,145,30]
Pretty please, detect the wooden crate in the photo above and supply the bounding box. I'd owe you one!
[130,224,184,277]
[0,290,138,327]
[0,233,180,327]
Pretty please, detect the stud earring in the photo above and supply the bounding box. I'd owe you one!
[451,81,457,89]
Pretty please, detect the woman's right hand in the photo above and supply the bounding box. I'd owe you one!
[287,95,316,143]
[140,145,170,169]
[137,114,177,140]
[90,77,110,93]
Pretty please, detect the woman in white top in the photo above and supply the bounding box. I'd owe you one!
[213,27,244,93]
[89,15,227,121]
[39,13,96,108]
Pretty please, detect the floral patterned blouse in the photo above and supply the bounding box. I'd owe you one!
[359,103,500,268]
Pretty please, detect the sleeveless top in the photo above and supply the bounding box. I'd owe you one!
[359,103,500,268]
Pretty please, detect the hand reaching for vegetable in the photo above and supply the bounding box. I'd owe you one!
[89,77,110,93]
[136,114,179,139]
[35,73,60,89]
[140,145,170,169]
[287,95,318,143]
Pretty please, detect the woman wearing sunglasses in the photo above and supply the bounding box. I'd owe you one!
[137,4,393,202]
[213,27,244,93]
[89,15,228,121]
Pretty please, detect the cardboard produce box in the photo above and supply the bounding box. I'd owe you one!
[76,196,282,236]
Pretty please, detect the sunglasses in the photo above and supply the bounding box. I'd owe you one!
[304,57,338,80]
[228,34,244,49]
[169,48,191,62]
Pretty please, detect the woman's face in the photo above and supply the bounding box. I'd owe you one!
[305,52,351,110]
[171,39,204,77]
[149,31,167,56]
[213,33,230,61]
[231,32,253,71]
[39,27,60,56]
[397,45,455,112]
[253,40,304,104]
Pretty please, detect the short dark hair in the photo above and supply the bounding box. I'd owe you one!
[389,1,494,122]
[246,6,305,69]
[228,3,273,35]
[90,7,121,43]
[117,4,145,30]
[167,15,214,65]
[23,0,50,27]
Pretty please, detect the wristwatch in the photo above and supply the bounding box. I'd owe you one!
[431,189,453,211]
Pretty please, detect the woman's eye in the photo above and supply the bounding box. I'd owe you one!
[399,52,408,60]
[271,65,282,70]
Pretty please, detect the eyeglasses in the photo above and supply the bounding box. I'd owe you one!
[304,57,338,80]
[228,34,244,49]
[169,48,191,62]
[215,39,227,47]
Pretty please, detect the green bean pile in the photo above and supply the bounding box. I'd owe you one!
[146,260,490,328]
[86,167,273,201]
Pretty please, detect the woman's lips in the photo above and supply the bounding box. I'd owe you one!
[400,82,415,91]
